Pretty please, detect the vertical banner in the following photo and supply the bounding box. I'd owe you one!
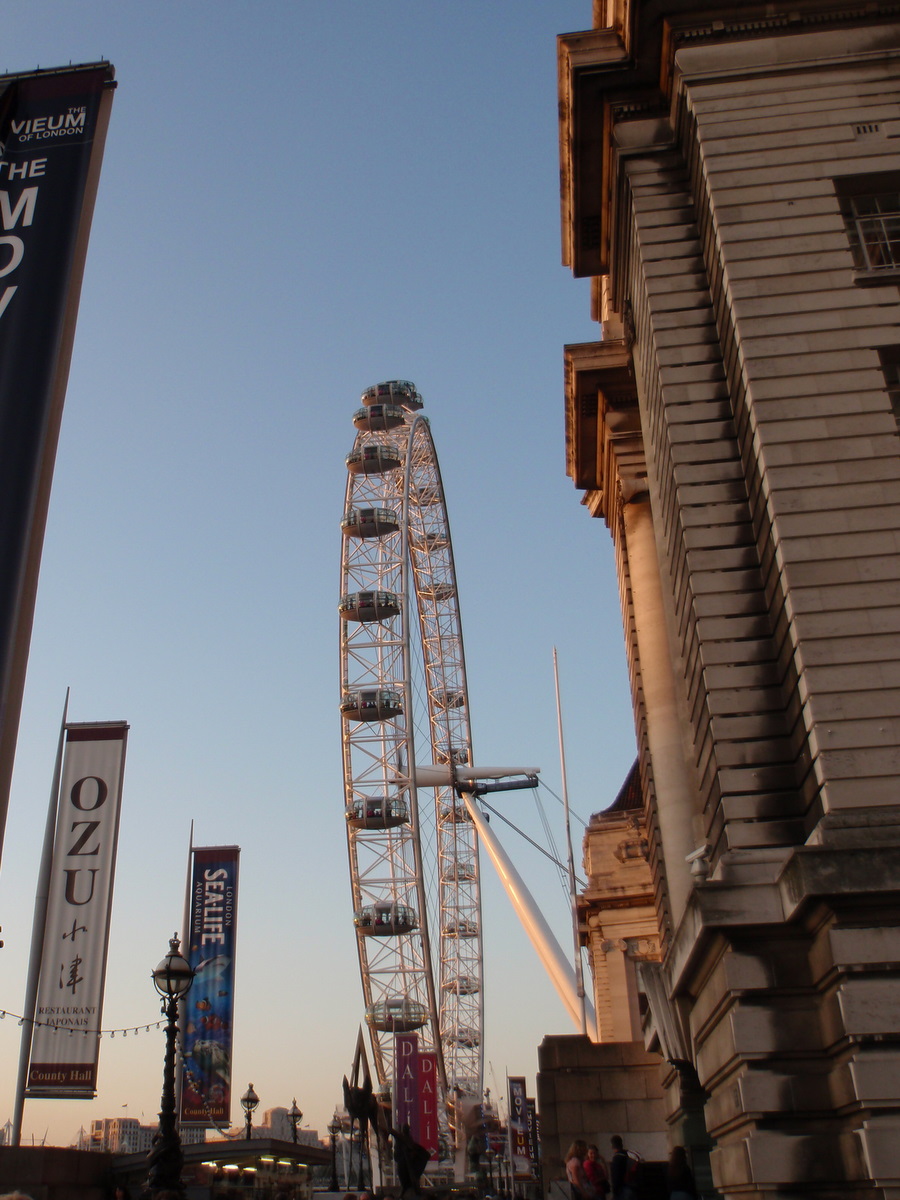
[26,722,127,1096]
[526,1098,539,1176]
[0,65,115,867]
[507,1077,531,1177]
[417,1051,438,1158]
[180,846,240,1126]
[394,1032,419,1134]
[393,1034,437,1160]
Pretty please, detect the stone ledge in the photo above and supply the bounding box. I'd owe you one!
[666,843,900,995]
[779,846,900,920]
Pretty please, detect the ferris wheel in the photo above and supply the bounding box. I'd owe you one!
[339,380,483,1119]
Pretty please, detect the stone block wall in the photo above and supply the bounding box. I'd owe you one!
[0,1146,112,1200]
[536,1034,667,1193]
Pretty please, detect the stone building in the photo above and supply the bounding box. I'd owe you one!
[556,1,900,1195]
[537,765,671,1190]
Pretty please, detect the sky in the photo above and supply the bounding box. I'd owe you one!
[0,1,638,1149]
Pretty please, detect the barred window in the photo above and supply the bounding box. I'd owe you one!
[836,173,900,275]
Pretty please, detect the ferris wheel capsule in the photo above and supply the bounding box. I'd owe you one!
[365,997,429,1033]
[353,403,407,432]
[341,506,400,539]
[354,902,419,936]
[360,380,423,410]
[340,688,403,721]
[345,444,402,475]
[338,590,401,623]
[345,795,409,829]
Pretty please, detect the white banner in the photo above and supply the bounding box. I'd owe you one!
[27,722,127,1097]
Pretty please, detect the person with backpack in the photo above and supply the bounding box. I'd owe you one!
[609,1135,639,1200]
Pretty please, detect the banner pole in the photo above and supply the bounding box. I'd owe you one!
[175,822,194,1126]
[11,689,70,1145]
[554,648,588,1037]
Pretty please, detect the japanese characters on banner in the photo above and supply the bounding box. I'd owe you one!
[0,66,115,851]
[507,1076,533,1178]
[394,1032,439,1157]
[180,846,240,1126]
[27,723,128,1097]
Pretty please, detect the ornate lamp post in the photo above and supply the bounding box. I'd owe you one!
[288,1097,303,1144]
[328,1114,341,1191]
[484,1145,495,1195]
[241,1083,259,1139]
[146,933,195,1198]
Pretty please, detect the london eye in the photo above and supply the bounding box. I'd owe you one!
[339,381,483,1127]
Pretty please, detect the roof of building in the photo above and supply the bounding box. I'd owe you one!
[605,758,642,814]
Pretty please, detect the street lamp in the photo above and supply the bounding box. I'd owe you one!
[484,1145,495,1195]
[241,1083,260,1139]
[328,1114,341,1191]
[288,1097,303,1144]
[145,933,195,1197]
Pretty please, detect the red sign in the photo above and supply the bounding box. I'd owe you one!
[418,1052,438,1156]
[393,1034,438,1158]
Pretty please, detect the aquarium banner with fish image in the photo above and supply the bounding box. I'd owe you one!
[180,844,240,1126]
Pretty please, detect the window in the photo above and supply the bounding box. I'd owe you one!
[835,172,900,275]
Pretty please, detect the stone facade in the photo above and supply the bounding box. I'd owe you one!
[579,763,661,1044]
[558,2,900,1196]
[536,768,673,1195]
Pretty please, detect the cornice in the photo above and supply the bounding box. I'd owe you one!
[564,340,643,528]
[668,2,900,45]
[557,0,900,279]
[558,30,630,275]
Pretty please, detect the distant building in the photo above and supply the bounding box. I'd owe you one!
[86,1116,206,1154]
[88,1118,151,1154]
[554,1,900,1197]
[226,1107,321,1147]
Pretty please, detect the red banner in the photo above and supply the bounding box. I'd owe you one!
[394,1032,419,1132]
[417,1051,438,1157]
[393,1034,438,1158]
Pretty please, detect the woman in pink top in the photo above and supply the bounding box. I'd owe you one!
[584,1144,610,1197]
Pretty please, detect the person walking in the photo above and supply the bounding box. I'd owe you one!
[667,1145,698,1200]
[609,1136,636,1200]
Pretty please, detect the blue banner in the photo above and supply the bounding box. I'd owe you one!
[180,845,240,1126]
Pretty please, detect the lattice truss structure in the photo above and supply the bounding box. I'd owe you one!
[339,381,483,1126]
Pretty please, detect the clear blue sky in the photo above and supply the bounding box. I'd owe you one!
[0,1,637,1147]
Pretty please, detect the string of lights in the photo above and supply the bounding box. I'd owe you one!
[2,1002,239,1138]
[0,1008,165,1037]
